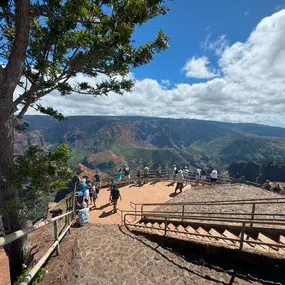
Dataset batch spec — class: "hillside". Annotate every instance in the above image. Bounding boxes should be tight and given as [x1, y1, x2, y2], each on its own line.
[16, 116, 285, 171]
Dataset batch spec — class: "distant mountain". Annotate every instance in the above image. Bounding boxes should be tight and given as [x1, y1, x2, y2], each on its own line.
[17, 116, 285, 171]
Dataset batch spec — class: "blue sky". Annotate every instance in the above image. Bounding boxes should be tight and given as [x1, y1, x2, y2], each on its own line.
[133, 0, 285, 85]
[30, 1, 285, 127]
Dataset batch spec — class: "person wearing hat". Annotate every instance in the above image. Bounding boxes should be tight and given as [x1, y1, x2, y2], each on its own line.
[183, 166, 189, 185]
[175, 170, 184, 194]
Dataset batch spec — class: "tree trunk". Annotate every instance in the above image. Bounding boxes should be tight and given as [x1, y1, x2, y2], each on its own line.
[0, 98, 30, 283]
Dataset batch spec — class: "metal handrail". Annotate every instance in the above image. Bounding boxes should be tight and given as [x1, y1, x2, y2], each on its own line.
[124, 213, 285, 251]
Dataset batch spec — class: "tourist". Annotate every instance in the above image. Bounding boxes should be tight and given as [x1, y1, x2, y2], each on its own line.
[90, 185, 98, 208]
[137, 167, 142, 185]
[210, 169, 218, 184]
[156, 164, 162, 182]
[173, 164, 178, 182]
[143, 165, 149, 184]
[175, 170, 184, 193]
[195, 167, 201, 186]
[123, 165, 131, 185]
[183, 166, 189, 185]
[82, 175, 87, 184]
[94, 169, 101, 189]
[262, 179, 272, 191]
[72, 172, 80, 192]
[116, 168, 123, 185]
[79, 181, 87, 204]
[78, 199, 89, 226]
[83, 185, 90, 206]
[109, 184, 121, 213]
[201, 168, 207, 186]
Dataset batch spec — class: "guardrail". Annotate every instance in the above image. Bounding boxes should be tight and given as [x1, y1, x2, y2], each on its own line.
[124, 213, 285, 251]
[0, 194, 76, 285]
[95, 168, 262, 188]
[128, 197, 285, 228]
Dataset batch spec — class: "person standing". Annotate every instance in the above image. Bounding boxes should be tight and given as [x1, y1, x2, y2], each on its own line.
[94, 169, 101, 189]
[195, 167, 201, 186]
[137, 167, 142, 185]
[175, 170, 184, 194]
[83, 185, 90, 206]
[109, 185, 121, 213]
[156, 164, 162, 182]
[201, 168, 207, 186]
[116, 168, 123, 185]
[143, 165, 149, 184]
[123, 165, 131, 185]
[210, 169, 218, 184]
[173, 164, 178, 182]
[183, 166, 189, 185]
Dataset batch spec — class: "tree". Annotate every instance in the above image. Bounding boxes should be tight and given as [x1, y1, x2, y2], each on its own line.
[0, 0, 169, 282]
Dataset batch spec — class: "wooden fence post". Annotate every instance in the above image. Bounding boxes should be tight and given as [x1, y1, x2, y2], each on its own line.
[53, 220, 60, 255]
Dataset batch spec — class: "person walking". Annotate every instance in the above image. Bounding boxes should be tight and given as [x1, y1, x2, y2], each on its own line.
[156, 164, 162, 182]
[143, 165, 149, 184]
[183, 166, 189, 185]
[123, 165, 131, 185]
[175, 170, 184, 194]
[109, 184, 121, 213]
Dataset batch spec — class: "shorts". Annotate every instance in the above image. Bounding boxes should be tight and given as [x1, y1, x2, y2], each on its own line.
[195, 175, 200, 180]
[144, 174, 149, 178]
[211, 178, 217, 182]
[124, 175, 130, 180]
[201, 175, 206, 181]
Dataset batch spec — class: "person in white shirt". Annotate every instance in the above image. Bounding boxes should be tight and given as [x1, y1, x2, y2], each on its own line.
[175, 170, 184, 193]
[210, 169, 218, 184]
[183, 166, 189, 185]
[195, 168, 201, 185]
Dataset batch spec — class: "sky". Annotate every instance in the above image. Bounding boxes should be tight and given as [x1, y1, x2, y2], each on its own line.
[26, 0, 285, 127]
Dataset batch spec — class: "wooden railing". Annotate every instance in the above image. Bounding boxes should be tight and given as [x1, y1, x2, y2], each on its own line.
[0, 195, 76, 285]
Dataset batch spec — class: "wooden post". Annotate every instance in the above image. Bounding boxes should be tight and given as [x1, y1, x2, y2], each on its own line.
[250, 203, 255, 227]
[182, 205, 185, 221]
[239, 222, 246, 250]
[167, 169, 170, 180]
[54, 220, 60, 255]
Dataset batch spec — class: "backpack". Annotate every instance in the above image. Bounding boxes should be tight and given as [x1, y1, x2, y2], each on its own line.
[144, 167, 149, 175]
[175, 168, 179, 174]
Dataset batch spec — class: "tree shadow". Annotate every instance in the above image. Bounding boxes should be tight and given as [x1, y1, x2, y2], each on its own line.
[99, 210, 114, 218]
[167, 182, 175, 187]
[150, 181, 160, 186]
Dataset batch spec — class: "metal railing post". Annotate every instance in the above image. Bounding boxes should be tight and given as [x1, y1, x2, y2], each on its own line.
[53, 220, 60, 255]
[164, 217, 167, 236]
[250, 203, 256, 227]
[167, 169, 170, 180]
[239, 222, 246, 250]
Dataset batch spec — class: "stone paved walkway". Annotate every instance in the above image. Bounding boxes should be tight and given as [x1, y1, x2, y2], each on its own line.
[71, 224, 261, 285]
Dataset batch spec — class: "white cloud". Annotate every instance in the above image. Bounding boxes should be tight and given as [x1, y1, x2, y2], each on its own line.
[202, 34, 228, 56]
[161, 79, 170, 87]
[25, 10, 285, 127]
[182, 56, 218, 79]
